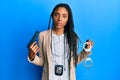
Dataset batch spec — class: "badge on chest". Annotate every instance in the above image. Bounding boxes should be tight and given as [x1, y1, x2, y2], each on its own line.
[55, 65, 63, 76]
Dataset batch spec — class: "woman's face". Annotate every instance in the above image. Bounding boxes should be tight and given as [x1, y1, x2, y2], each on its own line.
[53, 7, 68, 29]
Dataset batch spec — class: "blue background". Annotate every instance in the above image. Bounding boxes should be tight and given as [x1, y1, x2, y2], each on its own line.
[0, 0, 120, 80]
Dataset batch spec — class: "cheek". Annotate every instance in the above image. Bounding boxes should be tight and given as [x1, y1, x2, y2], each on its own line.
[63, 19, 68, 25]
[53, 17, 57, 22]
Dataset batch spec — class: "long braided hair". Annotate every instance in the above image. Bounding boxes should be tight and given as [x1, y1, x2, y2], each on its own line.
[48, 3, 79, 67]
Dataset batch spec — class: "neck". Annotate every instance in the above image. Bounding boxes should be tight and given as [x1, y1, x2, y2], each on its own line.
[53, 28, 64, 35]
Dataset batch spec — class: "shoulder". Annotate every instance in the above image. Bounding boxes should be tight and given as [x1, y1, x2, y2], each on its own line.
[40, 29, 51, 34]
[39, 29, 51, 37]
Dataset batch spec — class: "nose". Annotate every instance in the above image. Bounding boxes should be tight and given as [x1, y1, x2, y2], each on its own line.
[58, 16, 62, 21]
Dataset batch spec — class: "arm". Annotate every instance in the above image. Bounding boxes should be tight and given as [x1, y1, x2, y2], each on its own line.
[28, 55, 44, 66]
[28, 33, 44, 66]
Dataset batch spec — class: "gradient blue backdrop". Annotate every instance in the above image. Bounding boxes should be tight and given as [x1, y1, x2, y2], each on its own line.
[0, 0, 120, 80]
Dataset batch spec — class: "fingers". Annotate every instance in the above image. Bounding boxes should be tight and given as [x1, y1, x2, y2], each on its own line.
[29, 41, 40, 54]
[30, 41, 36, 49]
[33, 45, 40, 53]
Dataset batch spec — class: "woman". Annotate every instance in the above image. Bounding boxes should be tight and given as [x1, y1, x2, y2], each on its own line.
[28, 3, 94, 80]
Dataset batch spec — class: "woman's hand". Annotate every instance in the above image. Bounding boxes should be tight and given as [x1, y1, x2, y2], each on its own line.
[28, 42, 40, 61]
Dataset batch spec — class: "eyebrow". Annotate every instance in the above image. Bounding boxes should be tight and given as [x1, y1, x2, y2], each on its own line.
[54, 11, 68, 16]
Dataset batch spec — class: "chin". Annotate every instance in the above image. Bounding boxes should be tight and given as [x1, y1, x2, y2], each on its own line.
[55, 26, 64, 29]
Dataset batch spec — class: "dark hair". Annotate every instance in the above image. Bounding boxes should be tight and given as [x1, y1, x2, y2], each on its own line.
[48, 3, 78, 67]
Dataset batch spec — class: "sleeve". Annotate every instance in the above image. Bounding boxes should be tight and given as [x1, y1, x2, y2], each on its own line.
[77, 49, 91, 64]
[27, 32, 44, 66]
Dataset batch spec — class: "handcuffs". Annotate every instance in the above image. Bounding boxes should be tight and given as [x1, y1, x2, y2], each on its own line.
[83, 42, 93, 68]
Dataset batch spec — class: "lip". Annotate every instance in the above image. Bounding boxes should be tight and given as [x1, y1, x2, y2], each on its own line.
[56, 22, 63, 26]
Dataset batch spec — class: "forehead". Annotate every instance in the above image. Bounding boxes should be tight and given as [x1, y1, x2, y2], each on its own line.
[54, 7, 68, 15]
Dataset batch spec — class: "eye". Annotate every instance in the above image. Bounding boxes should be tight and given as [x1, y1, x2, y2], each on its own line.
[63, 15, 67, 18]
[63, 14, 68, 18]
[54, 13, 59, 17]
